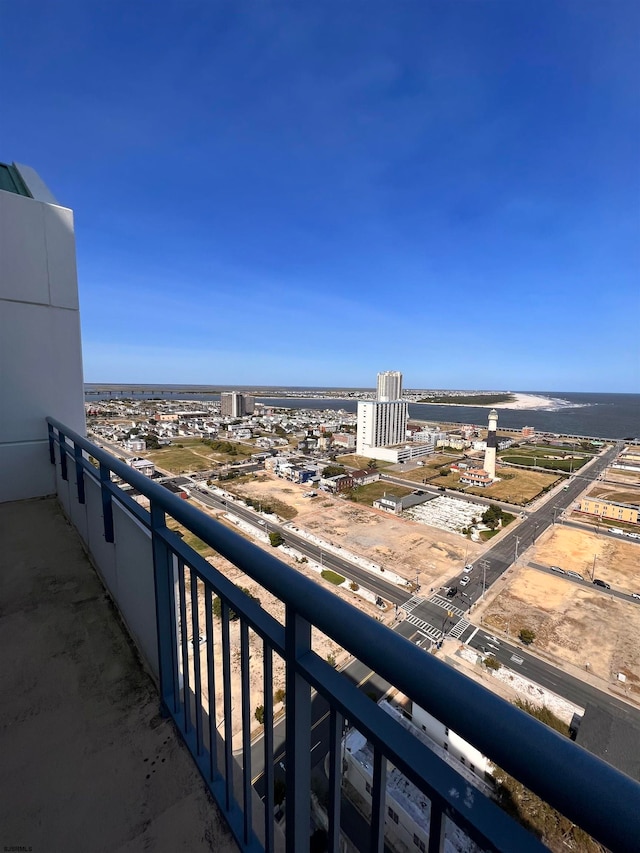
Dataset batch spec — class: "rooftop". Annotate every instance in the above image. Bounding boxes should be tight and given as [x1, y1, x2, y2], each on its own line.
[0, 497, 236, 852]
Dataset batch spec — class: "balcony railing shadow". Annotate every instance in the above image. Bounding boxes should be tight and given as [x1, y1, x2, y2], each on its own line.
[46, 417, 640, 853]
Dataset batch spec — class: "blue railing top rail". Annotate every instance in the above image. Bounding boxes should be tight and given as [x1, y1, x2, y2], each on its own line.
[48, 417, 640, 852]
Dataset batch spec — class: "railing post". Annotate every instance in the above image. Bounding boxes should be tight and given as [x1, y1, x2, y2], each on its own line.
[47, 422, 55, 465]
[59, 430, 68, 481]
[74, 443, 85, 504]
[285, 606, 312, 853]
[151, 502, 179, 717]
[99, 462, 114, 543]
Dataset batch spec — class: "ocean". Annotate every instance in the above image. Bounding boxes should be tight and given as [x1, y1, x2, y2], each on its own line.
[85, 387, 639, 440]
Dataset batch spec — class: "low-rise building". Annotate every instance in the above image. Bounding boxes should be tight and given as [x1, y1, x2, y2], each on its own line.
[320, 474, 353, 493]
[459, 468, 493, 488]
[124, 437, 146, 452]
[579, 498, 638, 525]
[125, 457, 155, 477]
[373, 493, 403, 515]
[365, 442, 434, 464]
[351, 468, 380, 486]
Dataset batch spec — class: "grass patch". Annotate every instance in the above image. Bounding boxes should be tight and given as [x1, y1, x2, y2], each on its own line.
[480, 529, 500, 541]
[500, 453, 587, 472]
[349, 482, 413, 505]
[146, 437, 255, 473]
[427, 466, 559, 505]
[587, 488, 640, 506]
[167, 518, 215, 557]
[336, 454, 393, 470]
[321, 569, 345, 585]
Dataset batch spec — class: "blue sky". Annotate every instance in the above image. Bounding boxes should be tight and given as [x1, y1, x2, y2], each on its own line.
[2, 1, 638, 391]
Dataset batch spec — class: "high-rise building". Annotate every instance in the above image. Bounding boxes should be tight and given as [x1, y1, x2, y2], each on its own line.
[376, 370, 403, 401]
[356, 400, 408, 456]
[220, 392, 255, 418]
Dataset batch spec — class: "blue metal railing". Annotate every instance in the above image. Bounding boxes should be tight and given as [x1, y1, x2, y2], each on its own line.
[47, 418, 640, 853]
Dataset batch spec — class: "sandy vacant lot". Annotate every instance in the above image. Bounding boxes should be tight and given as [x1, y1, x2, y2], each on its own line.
[532, 526, 640, 591]
[482, 567, 640, 696]
[587, 484, 640, 507]
[230, 474, 483, 584]
[173, 496, 395, 747]
[605, 468, 640, 486]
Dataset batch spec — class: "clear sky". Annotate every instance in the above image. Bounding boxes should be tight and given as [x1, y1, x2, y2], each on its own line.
[2, 1, 638, 391]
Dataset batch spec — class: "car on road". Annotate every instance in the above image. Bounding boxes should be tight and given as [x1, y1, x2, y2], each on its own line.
[460, 576, 470, 587]
[550, 566, 565, 574]
[566, 570, 583, 580]
[632, 593, 640, 601]
[593, 578, 610, 589]
[465, 564, 474, 571]
[446, 586, 458, 598]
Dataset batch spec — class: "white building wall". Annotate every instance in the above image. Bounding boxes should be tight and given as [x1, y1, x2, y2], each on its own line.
[0, 165, 86, 503]
[376, 370, 403, 402]
[357, 400, 408, 456]
[412, 703, 491, 777]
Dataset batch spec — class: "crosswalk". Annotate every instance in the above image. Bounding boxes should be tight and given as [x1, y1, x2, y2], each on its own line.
[449, 619, 472, 640]
[400, 595, 425, 614]
[404, 613, 443, 640]
[429, 594, 465, 617]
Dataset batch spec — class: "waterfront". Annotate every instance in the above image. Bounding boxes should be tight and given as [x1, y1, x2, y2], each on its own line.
[85, 387, 639, 440]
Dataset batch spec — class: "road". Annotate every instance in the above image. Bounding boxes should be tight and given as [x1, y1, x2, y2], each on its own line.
[420, 441, 624, 615]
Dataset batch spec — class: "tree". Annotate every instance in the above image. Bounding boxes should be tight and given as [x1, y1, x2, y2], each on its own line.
[255, 705, 265, 725]
[519, 628, 536, 645]
[274, 688, 286, 704]
[368, 459, 378, 469]
[322, 464, 346, 478]
[350, 581, 359, 591]
[269, 531, 284, 548]
[212, 587, 260, 621]
[485, 656, 502, 671]
[326, 653, 337, 668]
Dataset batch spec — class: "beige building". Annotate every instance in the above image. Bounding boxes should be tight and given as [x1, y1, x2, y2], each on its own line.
[580, 498, 638, 525]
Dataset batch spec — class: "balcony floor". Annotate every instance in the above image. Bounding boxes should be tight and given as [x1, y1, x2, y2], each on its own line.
[0, 497, 237, 852]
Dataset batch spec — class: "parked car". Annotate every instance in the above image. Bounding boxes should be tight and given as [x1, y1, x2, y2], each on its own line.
[550, 566, 565, 574]
[631, 593, 640, 601]
[460, 576, 470, 587]
[567, 570, 582, 580]
[593, 579, 611, 589]
[465, 564, 474, 571]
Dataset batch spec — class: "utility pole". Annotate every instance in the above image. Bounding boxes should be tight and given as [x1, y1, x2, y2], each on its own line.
[480, 560, 489, 600]
[515, 536, 520, 562]
[592, 553, 597, 581]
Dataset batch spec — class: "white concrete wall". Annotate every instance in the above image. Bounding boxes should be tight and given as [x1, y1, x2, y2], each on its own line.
[0, 167, 85, 503]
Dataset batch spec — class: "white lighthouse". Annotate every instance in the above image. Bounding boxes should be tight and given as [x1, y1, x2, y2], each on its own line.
[483, 409, 498, 480]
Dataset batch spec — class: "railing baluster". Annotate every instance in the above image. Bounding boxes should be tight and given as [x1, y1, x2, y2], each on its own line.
[205, 586, 217, 781]
[74, 443, 85, 504]
[99, 461, 114, 542]
[190, 569, 203, 755]
[240, 621, 252, 845]
[370, 746, 387, 853]
[328, 708, 343, 853]
[47, 422, 55, 464]
[428, 798, 444, 853]
[221, 600, 234, 812]
[263, 644, 274, 853]
[150, 505, 180, 716]
[59, 430, 68, 480]
[285, 607, 312, 853]
[177, 559, 191, 734]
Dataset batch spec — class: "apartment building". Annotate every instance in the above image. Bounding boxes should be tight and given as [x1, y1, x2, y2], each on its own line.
[580, 497, 638, 524]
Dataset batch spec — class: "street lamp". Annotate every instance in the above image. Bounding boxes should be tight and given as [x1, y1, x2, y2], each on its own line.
[591, 553, 597, 581]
